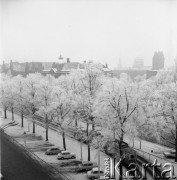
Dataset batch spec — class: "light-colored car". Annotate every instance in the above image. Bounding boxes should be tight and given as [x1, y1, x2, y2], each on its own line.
[78, 161, 97, 171]
[163, 150, 176, 158]
[45, 147, 63, 155]
[87, 167, 104, 179]
[57, 150, 76, 160]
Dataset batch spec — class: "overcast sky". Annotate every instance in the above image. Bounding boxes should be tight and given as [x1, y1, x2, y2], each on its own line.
[1, 0, 177, 69]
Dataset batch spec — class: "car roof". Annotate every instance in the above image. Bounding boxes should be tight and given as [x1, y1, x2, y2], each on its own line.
[61, 150, 70, 153]
[92, 167, 103, 171]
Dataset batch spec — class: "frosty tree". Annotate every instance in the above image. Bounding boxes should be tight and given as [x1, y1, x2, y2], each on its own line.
[151, 82, 177, 161]
[12, 75, 27, 127]
[95, 77, 138, 180]
[38, 75, 55, 141]
[52, 85, 73, 150]
[24, 73, 42, 133]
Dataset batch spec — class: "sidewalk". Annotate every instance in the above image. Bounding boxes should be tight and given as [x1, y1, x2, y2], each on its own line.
[1, 111, 128, 180]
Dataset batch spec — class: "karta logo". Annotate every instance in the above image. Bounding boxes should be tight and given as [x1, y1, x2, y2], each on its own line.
[104, 158, 176, 179]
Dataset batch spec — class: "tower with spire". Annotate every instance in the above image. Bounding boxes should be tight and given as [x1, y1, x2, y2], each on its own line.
[58, 54, 63, 60]
[58, 54, 65, 64]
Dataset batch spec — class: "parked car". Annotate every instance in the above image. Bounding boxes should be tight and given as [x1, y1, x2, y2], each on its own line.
[87, 167, 104, 179]
[57, 150, 76, 160]
[45, 147, 63, 155]
[78, 161, 97, 171]
[163, 150, 176, 158]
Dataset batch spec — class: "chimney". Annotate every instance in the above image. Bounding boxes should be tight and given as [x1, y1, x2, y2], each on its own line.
[105, 63, 108, 68]
[67, 58, 70, 63]
[84, 60, 86, 63]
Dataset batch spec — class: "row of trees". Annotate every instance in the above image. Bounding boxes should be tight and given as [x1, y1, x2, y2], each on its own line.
[1, 64, 177, 179]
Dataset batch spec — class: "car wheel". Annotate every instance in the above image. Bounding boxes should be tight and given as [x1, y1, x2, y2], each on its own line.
[71, 156, 75, 159]
[61, 157, 64, 160]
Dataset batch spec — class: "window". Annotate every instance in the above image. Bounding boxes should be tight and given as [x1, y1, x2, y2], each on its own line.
[63, 152, 69, 155]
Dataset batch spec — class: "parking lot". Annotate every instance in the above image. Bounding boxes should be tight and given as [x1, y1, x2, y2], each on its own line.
[0, 113, 115, 180]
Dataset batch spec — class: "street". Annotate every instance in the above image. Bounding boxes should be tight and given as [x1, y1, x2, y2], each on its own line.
[0, 130, 59, 180]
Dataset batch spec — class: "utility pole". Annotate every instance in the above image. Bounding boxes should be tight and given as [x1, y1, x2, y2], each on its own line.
[98, 149, 100, 178]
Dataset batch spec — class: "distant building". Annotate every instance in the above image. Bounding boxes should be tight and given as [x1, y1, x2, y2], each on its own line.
[1, 61, 45, 76]
[112, 69, 158, 79]
[1, 59, 112, 77]
[41, 61, 80, 77]
[117, 57, 122, 70]
[152, 51, 165, 70]
[133, 58, 144, 69]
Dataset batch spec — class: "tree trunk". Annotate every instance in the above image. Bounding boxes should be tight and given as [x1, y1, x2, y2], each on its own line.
[98, 149, 100, 178]
[88, 144, 90, 161]
[92, 121, 95, 131]
[45, 114, 48, 141]
[87, 122, 91, 161]
[74, 119, 78, 138]
[63, 131, 66, 150]
[119, 143, 123, 180]
[175, 125, 177, 162]
[12, 106, 14, 121]
[33, 117, 35, 133]
[75, 119, 78, 127]
[118, 131, 124, 180]
[86, 122, 89, 136]
[80, 141, 83, 161]
[113, 158, 116, 178]
[140, 134, 142, 149]
[21, 112, 24, 127]
[4, 108, 7, 119]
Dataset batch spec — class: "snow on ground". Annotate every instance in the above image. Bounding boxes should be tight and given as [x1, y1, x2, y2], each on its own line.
[0, 112, 114, 180]
[1, 111, 177, 178]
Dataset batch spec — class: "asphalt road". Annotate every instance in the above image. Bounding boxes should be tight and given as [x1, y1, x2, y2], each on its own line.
[0, 131, 58, 180]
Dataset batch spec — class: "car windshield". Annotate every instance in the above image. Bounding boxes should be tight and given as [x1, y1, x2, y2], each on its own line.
[83, 163, 92, 166]
[92, 170, 103, 174]
[63, 152, 69, 155]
